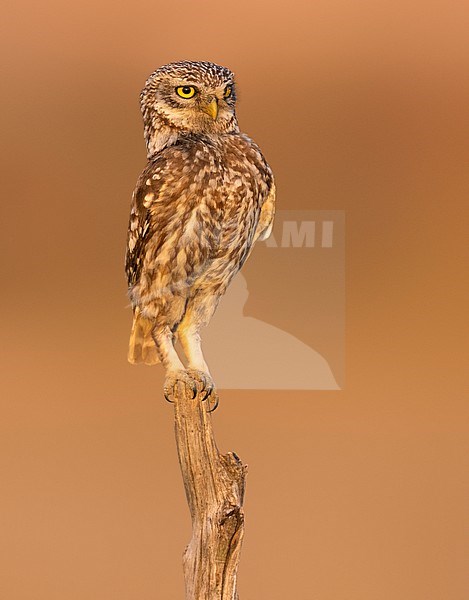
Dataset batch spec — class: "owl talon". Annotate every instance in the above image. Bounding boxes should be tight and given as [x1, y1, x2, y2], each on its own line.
[206, 391, 219, 413]
[164, 370, 198, 403]
[164, 390, 174, 403]
[202, 383, 214, 401]
[186, 369, 215, 400]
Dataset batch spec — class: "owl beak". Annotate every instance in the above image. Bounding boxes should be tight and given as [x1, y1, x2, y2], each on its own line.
[202, 98, 218, 120]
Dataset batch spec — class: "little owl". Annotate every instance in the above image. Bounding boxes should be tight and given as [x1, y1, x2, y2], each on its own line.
[125, 60, 275, 401]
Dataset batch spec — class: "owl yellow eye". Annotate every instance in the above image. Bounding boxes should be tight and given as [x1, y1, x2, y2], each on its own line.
[224, 85, 233, 98]
[176, 86, 197, 99]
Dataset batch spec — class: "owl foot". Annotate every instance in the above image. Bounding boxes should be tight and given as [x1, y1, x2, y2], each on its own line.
[186, 369, 215, 402]
[186, 370, 219, 412]
[163, 369, 218, 410]
[163, 370, 198, 403]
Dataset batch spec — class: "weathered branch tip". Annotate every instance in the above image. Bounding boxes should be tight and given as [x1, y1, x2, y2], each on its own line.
[172, 383, 247, 600]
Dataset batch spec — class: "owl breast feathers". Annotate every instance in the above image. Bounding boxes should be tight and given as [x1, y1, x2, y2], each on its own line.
[125, 60, 275, 399]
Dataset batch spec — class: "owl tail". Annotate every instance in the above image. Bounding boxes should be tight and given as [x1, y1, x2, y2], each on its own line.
[128, 308, 160, 365]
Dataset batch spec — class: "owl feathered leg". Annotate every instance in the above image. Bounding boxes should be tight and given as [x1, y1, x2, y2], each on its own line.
[177, 337, 214, 402]
[178, 326, 210, 373]
[176, 291, 221, 399]
[151, 324, 200, 401]
[151, 325, 184, 371]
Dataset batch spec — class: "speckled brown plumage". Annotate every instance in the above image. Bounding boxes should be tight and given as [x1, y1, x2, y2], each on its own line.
[125, 60, 275, 398]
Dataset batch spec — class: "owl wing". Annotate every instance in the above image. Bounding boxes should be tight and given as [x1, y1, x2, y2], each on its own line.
[125, 176, 153, 289]
[125, 150, 214, 295]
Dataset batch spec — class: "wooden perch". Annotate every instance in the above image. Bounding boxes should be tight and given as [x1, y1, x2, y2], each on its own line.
[173, 383, 247, 600]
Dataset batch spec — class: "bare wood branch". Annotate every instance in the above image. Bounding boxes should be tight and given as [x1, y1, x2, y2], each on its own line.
[173, 383, 247, 600]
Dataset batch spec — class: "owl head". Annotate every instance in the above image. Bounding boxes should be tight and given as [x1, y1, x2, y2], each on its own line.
[141, 60, 239, 157]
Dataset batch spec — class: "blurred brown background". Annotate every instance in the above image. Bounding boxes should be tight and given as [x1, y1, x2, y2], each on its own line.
[1, 0, 468, 598]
